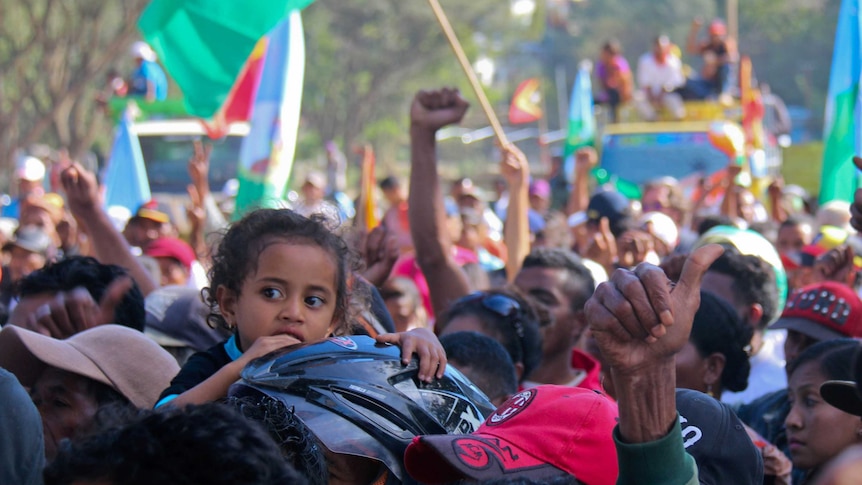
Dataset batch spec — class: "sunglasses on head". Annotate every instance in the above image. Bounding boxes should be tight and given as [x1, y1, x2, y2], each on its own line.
[455, 292, 526, 359]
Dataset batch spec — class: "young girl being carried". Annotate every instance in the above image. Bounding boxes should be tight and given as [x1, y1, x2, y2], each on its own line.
[156, 209, 446, 408]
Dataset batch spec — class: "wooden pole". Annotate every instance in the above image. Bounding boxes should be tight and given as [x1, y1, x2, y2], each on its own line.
[427, 0, 509, 146]
[727, 0, 738, 44]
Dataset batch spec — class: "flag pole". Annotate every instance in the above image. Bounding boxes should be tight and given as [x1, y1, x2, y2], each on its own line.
[427, 0, 509, 146]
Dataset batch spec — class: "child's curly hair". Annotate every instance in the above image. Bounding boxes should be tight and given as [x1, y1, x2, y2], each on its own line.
[203, 209, 356, 335]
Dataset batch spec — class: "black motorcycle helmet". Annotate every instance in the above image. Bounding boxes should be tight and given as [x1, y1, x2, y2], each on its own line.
[229, 335, 496, 484]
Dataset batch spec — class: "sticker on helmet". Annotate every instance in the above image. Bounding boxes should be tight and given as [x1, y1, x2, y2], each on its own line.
[328, 336, 358, 350]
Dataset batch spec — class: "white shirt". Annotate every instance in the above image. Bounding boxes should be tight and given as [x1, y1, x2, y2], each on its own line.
[721, 329, 787, 406]
[636, 53, 685, 96]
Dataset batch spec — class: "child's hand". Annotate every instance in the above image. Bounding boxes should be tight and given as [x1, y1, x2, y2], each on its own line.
[376, 328, 447, 382]
[237, 335, 302, 367]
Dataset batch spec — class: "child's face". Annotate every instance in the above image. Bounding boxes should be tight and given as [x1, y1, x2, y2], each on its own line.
[220, 241, 339, 351]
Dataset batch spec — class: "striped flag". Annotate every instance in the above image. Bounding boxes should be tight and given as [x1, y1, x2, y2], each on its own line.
[138, 0, 314, 118]
[104, 111, 151, 212]
[819, 0, 862, 203]
[202, 39, 269, 139]
[234, 12, 305, 216]
[563, 63, 596, 184]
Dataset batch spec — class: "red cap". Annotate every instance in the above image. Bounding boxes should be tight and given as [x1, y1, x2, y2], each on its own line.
[769, 281, 862, 341]
[404, 386, 619, 485]
[144, 237, 196, 270]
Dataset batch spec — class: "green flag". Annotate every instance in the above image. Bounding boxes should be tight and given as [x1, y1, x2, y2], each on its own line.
[138, 0, 314, 118]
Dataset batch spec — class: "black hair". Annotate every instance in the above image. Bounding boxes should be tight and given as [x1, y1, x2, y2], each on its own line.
[44, 403, 306, 485]
[14, 256, 145, 331]
[204, 209, 353, 334]
[438, 289, 545, 381]
[707, 247, 779, 331]
[439, 331, 518, 404]
[521, 248, 595, 312]
[697, 217, 735, 236]
[378, 176, 400, 191]
[690, 291, 753, 393]
[787, 338, 859, 381]
[227, 395, 328, 485]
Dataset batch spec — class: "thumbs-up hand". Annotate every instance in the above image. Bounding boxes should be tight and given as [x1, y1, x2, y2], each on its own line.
[585, 244, 724, 376]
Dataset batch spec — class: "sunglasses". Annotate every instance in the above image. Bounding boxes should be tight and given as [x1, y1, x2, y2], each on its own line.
[455, 292, 526, 361]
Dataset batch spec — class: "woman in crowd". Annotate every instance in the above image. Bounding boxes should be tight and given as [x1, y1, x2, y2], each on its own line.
[785, 339, 862, 484]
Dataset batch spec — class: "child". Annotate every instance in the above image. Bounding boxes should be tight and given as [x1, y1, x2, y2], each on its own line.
[156, 209, 446, 408]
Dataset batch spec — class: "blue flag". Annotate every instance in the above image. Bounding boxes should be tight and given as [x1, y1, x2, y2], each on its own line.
[104, 112, 151, 212]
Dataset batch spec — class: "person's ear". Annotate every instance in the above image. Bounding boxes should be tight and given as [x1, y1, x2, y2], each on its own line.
[216, 285, 237, 328]
[513, 362, 525, 383]
[747, 303, 764, 327]
[703, 352, 726, 388]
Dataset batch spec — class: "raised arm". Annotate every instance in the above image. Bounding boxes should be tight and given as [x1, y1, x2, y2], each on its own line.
[566, 147, 597, 216]
[61, 163, 158, 296]
[686, 18, 704, 55]
[408, 88, 472, 317]
[499, 144, 530, 282]
[586, 244, 724, 484]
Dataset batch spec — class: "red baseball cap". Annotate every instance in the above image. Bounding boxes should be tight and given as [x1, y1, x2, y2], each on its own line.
[769, 281, 862, 341]
[144, 237, 196, 271]
[404, 385, 619, 485]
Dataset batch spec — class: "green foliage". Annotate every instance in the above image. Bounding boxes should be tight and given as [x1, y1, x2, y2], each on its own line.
[0, 0, 841, 190]
[300, 0, 522, 168]
[0, 0, 148, 188]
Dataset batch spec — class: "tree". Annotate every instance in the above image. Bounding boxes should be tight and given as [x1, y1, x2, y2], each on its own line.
[299, 0, 521, 172]
[0, 0, 148, 188]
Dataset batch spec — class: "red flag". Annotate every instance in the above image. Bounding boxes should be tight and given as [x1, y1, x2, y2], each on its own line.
[201, 38, 268, 139]
[509, 78, 543, 124]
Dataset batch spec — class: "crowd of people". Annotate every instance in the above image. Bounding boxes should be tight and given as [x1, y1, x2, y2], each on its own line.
[0, 31, 861, 485]
[595, 17, 737, 122]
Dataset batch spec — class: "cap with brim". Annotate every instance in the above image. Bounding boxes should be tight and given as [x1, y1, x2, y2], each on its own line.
[769, 317, 849, 342]
[16, 157, 45, 182]
[821, 380, 862, 416]
[405, 434, 569, 483]
[404, 386, 618, 485]
[3, 226, 54, 256]
[0, 324, 179, 409]
[135, 207, 170, 225]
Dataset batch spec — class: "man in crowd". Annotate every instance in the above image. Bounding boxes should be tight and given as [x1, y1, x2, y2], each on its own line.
[514, 248, 602, 393]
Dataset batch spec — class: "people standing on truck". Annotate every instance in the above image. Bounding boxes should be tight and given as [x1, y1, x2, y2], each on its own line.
[634, 35, 686, 121]
[684, 18, 737, 103]
[595, 39, 634, 123]
[128, 41, 168, 102]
